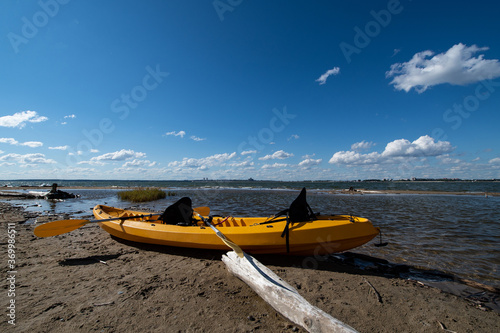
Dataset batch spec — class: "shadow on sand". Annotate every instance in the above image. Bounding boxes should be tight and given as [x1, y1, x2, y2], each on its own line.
[91, 235, 499, 313]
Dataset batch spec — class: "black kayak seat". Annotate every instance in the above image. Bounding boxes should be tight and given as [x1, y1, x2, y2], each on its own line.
[272, 187, 317, 253]
[288, 187, 316, 222]
[158, 197, 194, 226]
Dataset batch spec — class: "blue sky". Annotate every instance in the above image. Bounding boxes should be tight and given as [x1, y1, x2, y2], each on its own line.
[1, 0, 499, 180]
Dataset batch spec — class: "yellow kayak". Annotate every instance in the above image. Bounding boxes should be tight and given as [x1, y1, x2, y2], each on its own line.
[93, 204, 379, 255]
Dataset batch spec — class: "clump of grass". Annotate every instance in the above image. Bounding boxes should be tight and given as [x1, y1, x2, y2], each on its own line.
[117, 187, 173, 202]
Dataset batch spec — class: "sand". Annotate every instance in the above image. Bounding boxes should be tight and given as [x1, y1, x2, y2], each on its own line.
[1, 202, 499, 332]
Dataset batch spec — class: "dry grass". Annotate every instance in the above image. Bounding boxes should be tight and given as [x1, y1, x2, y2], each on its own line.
[117, 187, 174, 202]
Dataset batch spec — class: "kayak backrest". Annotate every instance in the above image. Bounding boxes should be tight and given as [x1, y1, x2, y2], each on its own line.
[158, 197, 194, 226]
[267, 187, 317, 224]
[288, 187, 316, 223]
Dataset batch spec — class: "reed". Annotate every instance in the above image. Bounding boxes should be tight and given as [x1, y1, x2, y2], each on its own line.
[117, 188, 174, 202]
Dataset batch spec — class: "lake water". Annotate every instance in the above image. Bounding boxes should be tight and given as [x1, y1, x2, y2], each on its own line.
[2, 179, 500, 193]
[2, 180, 499, 288]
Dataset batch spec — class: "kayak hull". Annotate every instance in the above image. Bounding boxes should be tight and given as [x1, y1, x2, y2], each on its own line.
[93, 205, 379, 255]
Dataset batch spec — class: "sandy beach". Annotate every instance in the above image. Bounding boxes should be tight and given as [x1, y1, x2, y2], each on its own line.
[1, 201, 499, 332]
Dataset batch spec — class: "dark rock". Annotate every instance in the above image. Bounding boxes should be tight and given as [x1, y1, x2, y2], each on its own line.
[45, 183, 76, 199]
[45, 190, 76, 199]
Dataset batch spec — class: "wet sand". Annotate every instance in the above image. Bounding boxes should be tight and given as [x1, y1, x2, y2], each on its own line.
[1, 202, 499, 332]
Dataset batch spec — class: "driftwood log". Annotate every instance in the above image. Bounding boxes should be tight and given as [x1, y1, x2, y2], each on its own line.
[222, 251, 358, 333]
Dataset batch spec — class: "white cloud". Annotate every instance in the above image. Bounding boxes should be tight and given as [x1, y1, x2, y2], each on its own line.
[190, 135, 206, 142]
[165, 130, 186, 138]
[77, 160, 105, 166]
[0, 138, 17, 145]
[91, 149, 146, 162]
[298, 158, 322, 167]
[229, 160, 254, 168]
[122, 159, 157, 168]
[437, 154, 462, 164]
[0, 153, 56, 165]
[330, 151, 382, 165]
[382, 136, 453, 158]
[316, 67, 340, 85]
[241, 150, 257, 155]
[0, 137, 43, 148]
[69, 151, 84, 156]
[168, 152, 237, 170]
[259, 150, 294, 161]
[386, 43, 500, 93]
[0, 111, 48, 128]
[49, 145, 70, 150]
[61, 114, 76, 125]
[21, 141, 43, 148]
[489, 157, 500, 164]
[63, 167, 98, 175]
[261, 163, 288, 169]
[351, 140, 374, 152]
[288, 134, 300, 141]
[329, 135, 454, 165]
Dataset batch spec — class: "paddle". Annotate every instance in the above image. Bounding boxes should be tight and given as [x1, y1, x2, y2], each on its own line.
[34, 206, 210, 238]
[194, 212, 244, 258]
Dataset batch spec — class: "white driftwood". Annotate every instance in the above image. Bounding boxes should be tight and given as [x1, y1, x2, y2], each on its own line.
[222, 251, 358, 333]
